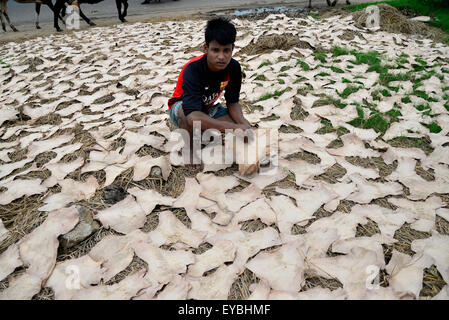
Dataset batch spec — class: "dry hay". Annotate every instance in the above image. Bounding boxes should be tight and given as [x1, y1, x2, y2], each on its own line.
[344, 156, 397, 177]
[240, 34, 315, 56]
[314, 163, 346, 183]
[228, 268, 260, 300]
[420, 265, 448, 298]
[352, 3, 448, 42]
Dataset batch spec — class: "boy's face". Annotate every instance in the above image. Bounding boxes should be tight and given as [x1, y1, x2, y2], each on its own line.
[205, 40, 234, 72]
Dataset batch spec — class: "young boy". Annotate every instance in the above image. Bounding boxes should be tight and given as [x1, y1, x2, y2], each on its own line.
[168, 17, 251, 167]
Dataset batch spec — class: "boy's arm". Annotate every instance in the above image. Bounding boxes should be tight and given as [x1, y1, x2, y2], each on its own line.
[186, 110, 248, 132]
[227, 102, 251, 129]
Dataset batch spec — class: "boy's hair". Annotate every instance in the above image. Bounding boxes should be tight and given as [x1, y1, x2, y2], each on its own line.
[205, 17, 236, 46]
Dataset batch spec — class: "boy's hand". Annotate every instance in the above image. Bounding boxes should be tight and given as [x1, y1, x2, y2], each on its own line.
[234, 125, 254, 143]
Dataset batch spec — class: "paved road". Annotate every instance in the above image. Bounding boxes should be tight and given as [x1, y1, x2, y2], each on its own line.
[1, 0, 374, 43]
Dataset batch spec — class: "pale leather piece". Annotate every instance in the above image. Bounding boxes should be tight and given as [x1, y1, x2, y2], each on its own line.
[27, 134, 74, 160]
[132, 155, 172, 181]
[389, 196, 444, 232]
[347, 173, 403, 204]
[39, 176, 99, 212]
[4, 207, 79, 299]
[95, 195, 147, 234]
[0, 272, 42, 300]
[43, 157, 84, 188]
[71, 269, 153, 300]
[121, 130, 165, 158]
[268, 195, 312, 234]
[269, 287, 348, 300]
[0, 179, 47, 205]
[327, 133, 380, 158]
[196, 172, 240, 203]
[385, 250, 427, 299]
[387, 157, 449, 200]
[149, 210, 207, 248]
[206, 227, 282, 273]
[45, 255, 105, 300]
[307, 210, 369, 240]
[331, 234, 394, 268]
[219, 184, 262, 213]
[279, 158, 325, 186]
[411, 233, 449, 283]
[369, 140, 426, 165]
[132, 241, 194, 284]
[0, 244, 22, 282]
[246, 240, 307, 292]
[172, 177, 202, 209]
[308, 247, 384, 299]
[350, 204, 413, 241]
[156, 275, 192, 300]
[248, 280, 271, 300]
[0, 219, 10, 242]
[127, 187, 175, 213]
[188, 240, 236, 277]
[186, 265, 239, 300]
[0, 159, 34, 180]
[275, 184, 337, 221]
[19, 207, 79, 280]
[88, 235, 134, 283]
[230, 197, 277, 227]
[234, 166, 288, 190]
[334, 156, 379, 182]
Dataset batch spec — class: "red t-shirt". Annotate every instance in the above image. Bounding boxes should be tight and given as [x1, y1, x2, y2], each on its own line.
[167, 53, 241, 117]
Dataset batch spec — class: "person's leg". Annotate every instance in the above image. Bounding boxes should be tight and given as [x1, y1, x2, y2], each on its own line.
[176, 105, 201, 169]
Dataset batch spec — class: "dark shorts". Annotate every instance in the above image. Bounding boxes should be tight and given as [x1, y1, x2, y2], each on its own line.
[169, 101, 228, 127]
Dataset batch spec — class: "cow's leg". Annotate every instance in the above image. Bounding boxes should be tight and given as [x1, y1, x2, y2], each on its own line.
[54, 0, 64, 31]
[115, 0, 126, 22]
[44, 0, 66, 25]
[78, 6, 96, 26]
[326, 0, 331, 6]
[1, 0, 18, 31]
[122, 0, 128, 21]
[0, 1, 6, 32]
[346, 0, 351, 4]
[35, 3, 41, 29]
[308, 0, 312, 8]
[331, 0, 338, 6]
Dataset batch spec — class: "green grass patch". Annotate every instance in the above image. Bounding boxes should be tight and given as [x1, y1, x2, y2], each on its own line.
[256, 88, 288, 102]
[385, 108, 402, 122]
[258, 60, 273, 69]
[315, 72, 331, 78]
[280, 66, 292, 72]
[330, 66, 345, 73]
[0, 58, 10, 68]
[340, 85, 363, 99]
[415, 104, 431, 111]
[423, 121, 443, 133]
[296, 60, 310, 71]
[253, 74, 266, 81]
[332, 46, 350, 57]
[413, 90, 439, 102]
[314, 50, 327, 63]
[294, 76, 308, 84]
